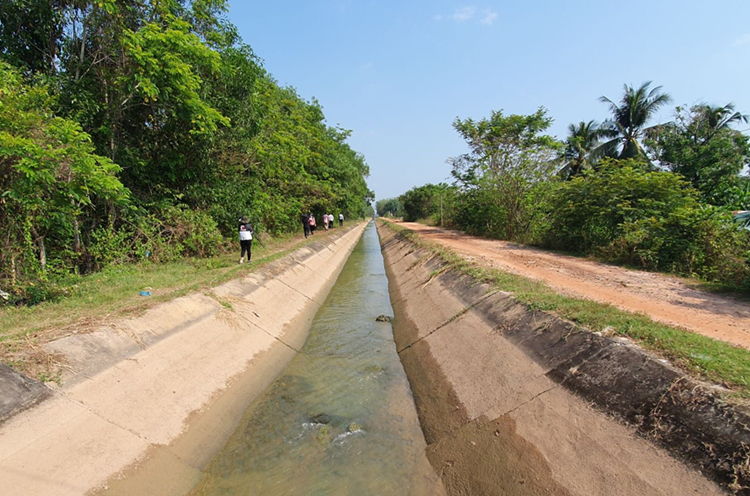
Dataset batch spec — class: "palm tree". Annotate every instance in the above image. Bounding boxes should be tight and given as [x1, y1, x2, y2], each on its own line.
[694, 103, 749, 142]
[598, 81, 672, 160]
[559, 120, 607, 179]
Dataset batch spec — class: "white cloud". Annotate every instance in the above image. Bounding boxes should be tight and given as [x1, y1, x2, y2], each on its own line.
[480, 9, 498, 25]
[733, 33, 750, 46]
[451, 6, 476, 22]
[434, 6, 497, 26]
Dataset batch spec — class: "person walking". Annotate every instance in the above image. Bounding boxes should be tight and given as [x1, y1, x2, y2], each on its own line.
[301, 213, 310, 238]
[338, 213, 344, 227]
[308, 214, 317, 235]
[329, 213, 335, 228]
[323, 213, 329, 231]
[238, 216, 254, 264]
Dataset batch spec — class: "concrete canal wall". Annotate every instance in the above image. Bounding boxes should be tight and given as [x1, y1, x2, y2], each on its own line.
[378, 221, 748, 496]
[0, 222, 367, 496]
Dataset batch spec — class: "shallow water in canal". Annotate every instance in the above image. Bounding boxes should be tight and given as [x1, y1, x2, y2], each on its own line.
[189, 222, 445, 496]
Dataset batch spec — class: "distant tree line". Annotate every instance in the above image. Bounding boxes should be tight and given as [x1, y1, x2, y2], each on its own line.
[0, 0, 373, 304]
[395, 82, 750, 291]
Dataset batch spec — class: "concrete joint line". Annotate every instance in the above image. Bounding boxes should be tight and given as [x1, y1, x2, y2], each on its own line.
[397, 291, 499, 354]
[55, 388, 196, 471]
[391, 248, 418, 264]
[420, 266, 451, 288]
[55, 388, 151, 445]
[234, 311, 305, 355]
[546, 340, 617, 388]
[493, 384, 561, 419]
[291, 240, 355, 284]
[274, 276, 320, 305]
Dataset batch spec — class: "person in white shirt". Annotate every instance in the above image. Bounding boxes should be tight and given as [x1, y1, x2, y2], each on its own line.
[238, 216, 254, 264]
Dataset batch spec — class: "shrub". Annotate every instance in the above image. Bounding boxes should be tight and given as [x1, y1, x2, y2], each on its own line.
[544, 159, 750, 288]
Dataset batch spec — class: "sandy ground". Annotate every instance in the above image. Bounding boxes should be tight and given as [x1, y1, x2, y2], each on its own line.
[396, 222, 750, 350]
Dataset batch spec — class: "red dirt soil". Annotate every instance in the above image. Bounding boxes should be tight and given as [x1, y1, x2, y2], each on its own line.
[396, 222, 750, 350]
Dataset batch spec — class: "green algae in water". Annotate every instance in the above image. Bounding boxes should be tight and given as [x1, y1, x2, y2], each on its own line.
[190, 223, 444, 496]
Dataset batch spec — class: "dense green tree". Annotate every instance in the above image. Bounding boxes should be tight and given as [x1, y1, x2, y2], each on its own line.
[598, 82, 672, 160]
[0, 0, 65, 74]
[544, 159, 750, 286]
[648, 103, 750, 204]
[376, 197, 404, 218]
[399, 183, 454, 223]
[450, 108, 560, 240]
[0, 62, 127, 287]
[0, 2, 374, 304]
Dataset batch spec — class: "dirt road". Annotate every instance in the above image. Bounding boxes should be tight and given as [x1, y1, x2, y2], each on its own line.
[396, 222, 750, 349]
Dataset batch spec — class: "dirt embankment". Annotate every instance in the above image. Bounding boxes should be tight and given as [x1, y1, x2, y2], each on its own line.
[0, 222, 367, 496]
[379, 222, 750, 495]
[398, 222, 750, 350]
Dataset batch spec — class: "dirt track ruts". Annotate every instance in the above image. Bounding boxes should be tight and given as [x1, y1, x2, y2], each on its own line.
[397, 222, 750, 349]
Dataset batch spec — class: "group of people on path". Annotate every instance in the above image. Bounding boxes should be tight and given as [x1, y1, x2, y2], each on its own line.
[236, 212, 346, 264]
[301, 212, 344, 239]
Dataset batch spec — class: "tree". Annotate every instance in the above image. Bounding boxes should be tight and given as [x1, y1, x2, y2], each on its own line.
[450, 108, 560, 240]
[698, 103, 749, 140]
[399, 183, 454, 223]
[376, 197, 404, 218]
[598, 81, 672, 160]
[544, 159, 750, 287]
[0, 1, 375, 303]
[0, 62, 127, 285]
[0, 0, 66, 75]
[648, 103, 750, 203]
[559, 120, 607, 179]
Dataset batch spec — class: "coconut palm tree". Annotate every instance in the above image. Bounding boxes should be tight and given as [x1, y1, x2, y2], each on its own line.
[694, 103, 749, 143]
[598, 81, 672, 160]
[559, 120, 607, 179]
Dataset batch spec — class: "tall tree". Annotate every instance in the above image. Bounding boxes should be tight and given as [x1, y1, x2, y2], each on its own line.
[693, 103, 749, 142]
[559, 120, 607, 179]
[450, 108, 560, 240]
[0, 62, 127, 282]
[598, 81, 672, 160]
[0, 0, 66, 74]
[648, 103, 750, 203]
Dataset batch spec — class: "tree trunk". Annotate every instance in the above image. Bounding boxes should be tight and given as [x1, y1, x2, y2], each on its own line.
[73, 215, 81, 253]
[29, 225, 46, 271]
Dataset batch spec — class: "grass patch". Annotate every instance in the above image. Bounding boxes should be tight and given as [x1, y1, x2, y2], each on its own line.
[379, 219, 750, 397]
[0, 228, 345, 376]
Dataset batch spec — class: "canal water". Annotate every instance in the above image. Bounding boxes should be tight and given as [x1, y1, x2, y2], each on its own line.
[189, 222, 445, 496]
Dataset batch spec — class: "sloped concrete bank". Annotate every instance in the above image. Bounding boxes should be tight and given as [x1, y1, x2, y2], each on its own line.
[0, 222, 367, 496]
[378, 222, 750, 496]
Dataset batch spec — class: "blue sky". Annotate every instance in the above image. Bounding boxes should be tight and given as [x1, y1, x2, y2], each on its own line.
[228, 1, 750, 201]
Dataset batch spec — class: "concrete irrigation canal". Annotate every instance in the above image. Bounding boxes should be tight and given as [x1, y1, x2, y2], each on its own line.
[1, 220, 748, 495]
[188, 222, 443, 496]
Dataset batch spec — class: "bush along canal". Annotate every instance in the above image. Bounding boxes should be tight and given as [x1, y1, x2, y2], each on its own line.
[189, 222, 445, 496]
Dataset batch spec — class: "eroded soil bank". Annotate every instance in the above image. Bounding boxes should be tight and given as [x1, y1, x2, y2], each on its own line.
[0, 222, 367, 496]
[378, 221, 750, 495]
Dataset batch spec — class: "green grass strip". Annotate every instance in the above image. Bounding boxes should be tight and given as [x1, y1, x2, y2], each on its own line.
[0, 231, 314, 348]
[380, 220, 750, 397]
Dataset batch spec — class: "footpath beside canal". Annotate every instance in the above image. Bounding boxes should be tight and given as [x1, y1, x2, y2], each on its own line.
[0, 222, 367, 496]
[379, 221, 745, 495]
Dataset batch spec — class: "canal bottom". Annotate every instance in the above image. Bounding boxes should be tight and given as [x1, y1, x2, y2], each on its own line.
[189, 222, 445, 496]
